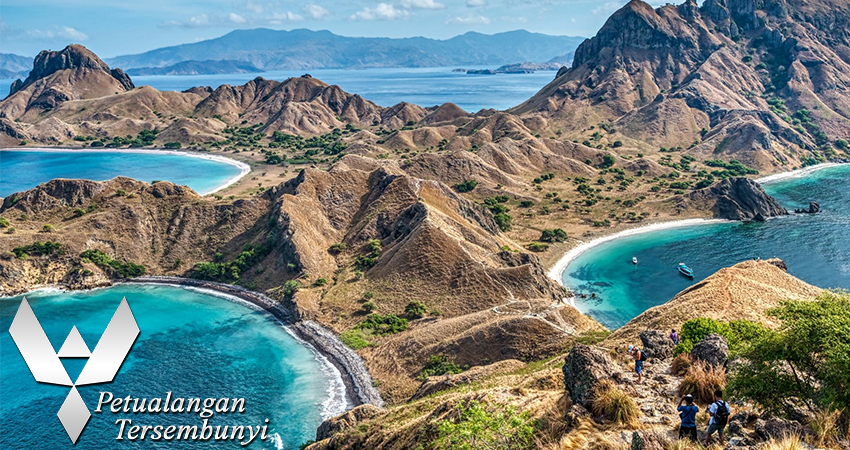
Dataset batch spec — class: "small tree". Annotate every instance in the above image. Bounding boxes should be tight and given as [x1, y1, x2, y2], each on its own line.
[42, 224, 54, 233]
[405, 301, 428, 318]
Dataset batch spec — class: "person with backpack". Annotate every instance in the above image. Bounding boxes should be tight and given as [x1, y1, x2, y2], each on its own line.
[628, 345, 645, 383]
[677, 394, 699, 441]
[705, 389, 731, 445]
[670, 329, 679, 345]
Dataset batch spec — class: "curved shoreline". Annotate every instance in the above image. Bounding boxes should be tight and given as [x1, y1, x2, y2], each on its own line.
[0, 147, 251, 196]
[3, 276, 384, 418]
[546, 218, 730, 286]
[755, 162, 845, 184]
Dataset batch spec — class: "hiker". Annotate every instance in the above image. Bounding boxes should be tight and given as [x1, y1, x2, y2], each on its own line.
[705, 389, 731, 445]
[628, 345, 645, 383]
[677, 394, 699, 441]
[670, 329, 679, 345]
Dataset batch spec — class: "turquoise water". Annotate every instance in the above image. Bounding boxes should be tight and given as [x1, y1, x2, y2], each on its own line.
[562, 165, 850, 329]
[0, 284, 343, 449]
[2, 67, 556, 112]
[0, 150, 243, 198]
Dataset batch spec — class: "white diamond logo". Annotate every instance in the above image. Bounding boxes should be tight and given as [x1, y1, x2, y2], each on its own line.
[57, 387, 91, 444]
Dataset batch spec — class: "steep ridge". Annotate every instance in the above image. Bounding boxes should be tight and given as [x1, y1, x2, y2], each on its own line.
[514, 0, 850, 171]
[0, 161, 584, 401]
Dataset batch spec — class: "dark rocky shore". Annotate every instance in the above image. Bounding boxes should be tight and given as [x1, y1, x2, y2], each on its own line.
[123, 276, 384, 408]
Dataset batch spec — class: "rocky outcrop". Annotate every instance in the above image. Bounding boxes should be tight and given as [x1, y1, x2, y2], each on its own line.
[691, 333, 729, 367]
[11, 44, 135, 96]
[639, 330, 675, 360]
[795, 201, 820, 214]
[562, 344, 621, 406]
[315, 404, 384, 441]
[686, 177, 789, 221]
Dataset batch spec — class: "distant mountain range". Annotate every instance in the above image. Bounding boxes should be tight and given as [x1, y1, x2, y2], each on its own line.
[0, 53, 32, 79]
[106, 28, 585, 71]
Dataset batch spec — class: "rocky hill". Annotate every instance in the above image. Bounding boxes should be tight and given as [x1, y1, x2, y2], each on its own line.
[514, 0, 850, 172]
[0, 162, 602, 401]
[124, 60, 262, 76]
[301, 260, 828, 450]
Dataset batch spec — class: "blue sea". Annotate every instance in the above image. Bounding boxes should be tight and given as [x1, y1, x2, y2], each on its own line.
[0, 284, 344, 449]
[0, 66, 556, 112]
[562, 164, 850, 329]
[0, 150, 244, 198]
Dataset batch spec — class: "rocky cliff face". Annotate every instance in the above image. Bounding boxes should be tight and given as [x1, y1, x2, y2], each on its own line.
[682, 177, 789, 220]
[2, 45, 135, 121]
[515, 0, 850, 171]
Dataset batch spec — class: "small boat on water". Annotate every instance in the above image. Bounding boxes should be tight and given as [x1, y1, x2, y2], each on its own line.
[632, 257, 638, 265]
[678, 263, 694, 278]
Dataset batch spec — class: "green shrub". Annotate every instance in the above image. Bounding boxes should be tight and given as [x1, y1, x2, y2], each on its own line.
[433, 400, 534, 450]
[163, 142, 182, 149]
[454, 180, 478, 193]
[728, 292, 850, 413]
[73, 208, 87, 217]
[328, 243, 347, 254]
[282, 280, 301, 297]
[0, 217, 9, 228]
[526, 242, 548, 252]
[79, 249, 145, 278]
[340, 329, 371, 350]
[357, 314, 407, 335]
[539, 228, 568, 243]
[314, 278, 328, 287]
[362, 301, 378, 312]
[419, 354, 462, 380]
[42, 224, 54, 233]
[191, 242, 271, 283]
[12, 241, 63, 259]
[493, 213, 512, 232]
[405, 301, 428, 318]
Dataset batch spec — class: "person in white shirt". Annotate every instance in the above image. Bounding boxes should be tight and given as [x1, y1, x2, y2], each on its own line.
[705, 389, 731, 445]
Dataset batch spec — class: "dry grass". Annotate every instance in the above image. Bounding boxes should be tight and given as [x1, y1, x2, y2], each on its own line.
[671, 353, 693, 376]
[590, 381, 641, 428]
[678, 361, 726, 404]
[759, 434, 806, 450]
[808, 409, 843, 448]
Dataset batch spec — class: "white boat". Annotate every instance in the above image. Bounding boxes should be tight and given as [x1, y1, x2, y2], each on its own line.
[632, 257, 638, 265]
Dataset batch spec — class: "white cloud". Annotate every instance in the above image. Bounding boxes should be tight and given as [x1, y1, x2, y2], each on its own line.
[267, 11, 305, 23]
[401, 0, 445, 10]
[350, 3, 410, 21]
[25, 26, 89, 41]
[160, 12, 257, 28]
[466, 0, 487, 7]
[302, 3, 330, 19]
[228, 13, 247, 24]
[446, 15, 490, 24]
[245, 0, 264, 14]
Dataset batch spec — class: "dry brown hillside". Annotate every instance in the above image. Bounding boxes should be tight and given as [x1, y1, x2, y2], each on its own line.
[514, 0, 850, 172]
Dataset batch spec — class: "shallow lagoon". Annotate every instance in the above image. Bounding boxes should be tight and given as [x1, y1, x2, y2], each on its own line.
[561, 165, 850, 329]
[0, 284, 346, 449]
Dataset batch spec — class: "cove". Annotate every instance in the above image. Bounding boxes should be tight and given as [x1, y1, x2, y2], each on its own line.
[0, 284, 347, 449]
[0, 149, 248, 198]
[561, 164, 850, 330]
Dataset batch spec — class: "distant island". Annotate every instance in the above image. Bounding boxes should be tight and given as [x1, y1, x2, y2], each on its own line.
[125, 60, 263, 76]
[454, 51, 574, 75]
[105, 28, 585, 72]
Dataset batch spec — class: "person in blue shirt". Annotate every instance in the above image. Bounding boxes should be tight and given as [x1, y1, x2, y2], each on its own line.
[677, 394, 699, 441]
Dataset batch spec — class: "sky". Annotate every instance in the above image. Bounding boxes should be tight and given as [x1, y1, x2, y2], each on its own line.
[0, 0, 669, 58]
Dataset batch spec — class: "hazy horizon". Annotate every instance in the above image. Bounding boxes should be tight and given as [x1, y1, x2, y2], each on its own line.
[0, 0, 669, 58]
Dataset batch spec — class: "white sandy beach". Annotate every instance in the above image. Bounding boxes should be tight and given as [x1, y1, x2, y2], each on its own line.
[548, 162, 849, 287]
[1, 147, 251, 196]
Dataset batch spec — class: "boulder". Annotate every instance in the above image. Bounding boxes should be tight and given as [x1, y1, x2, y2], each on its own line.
[629, 430, 665, 450]
[795, 201, 820, 214]
[755, 418, 806, 441]
[564, 404, 591, 428]
[691, 333, 729, 367]
[639, 330, 675, 360]
[562, 344, 620, 406]
[315, 404, 384, 441]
